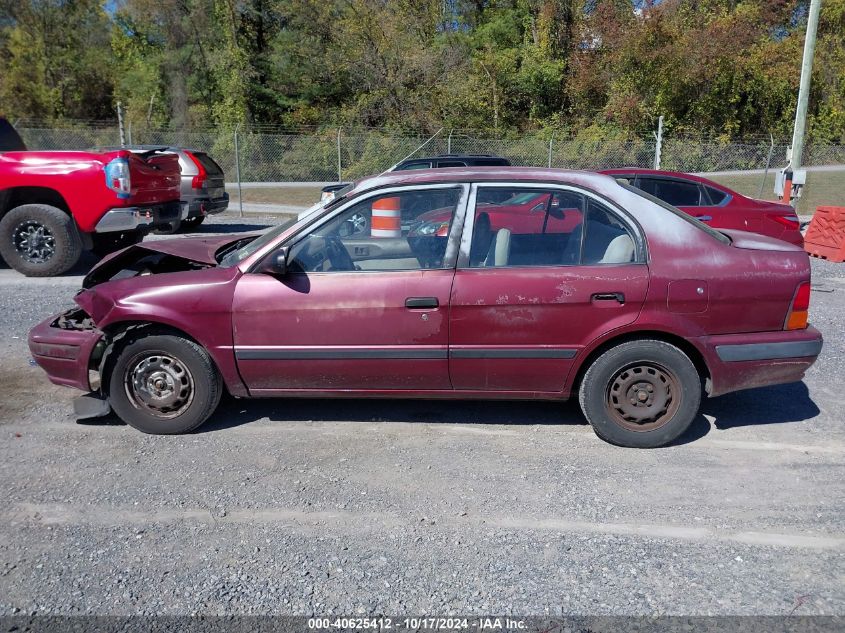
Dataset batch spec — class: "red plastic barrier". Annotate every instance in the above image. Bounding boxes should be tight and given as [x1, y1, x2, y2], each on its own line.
[804, 206, 845, 263]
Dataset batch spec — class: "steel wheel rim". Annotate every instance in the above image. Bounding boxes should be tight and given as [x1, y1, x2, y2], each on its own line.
[124, 352, 195, 419]
[605, 361, 681, 432]
[13, 221, 56, 263]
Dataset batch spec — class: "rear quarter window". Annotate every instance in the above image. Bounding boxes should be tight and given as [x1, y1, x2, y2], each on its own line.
[618, 182, 731, 245]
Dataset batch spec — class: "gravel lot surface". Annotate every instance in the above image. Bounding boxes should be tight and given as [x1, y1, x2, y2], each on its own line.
[0, 211, 843, 616]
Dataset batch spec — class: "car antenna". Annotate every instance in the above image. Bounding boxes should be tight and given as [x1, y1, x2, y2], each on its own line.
[379, 127, 444, 175]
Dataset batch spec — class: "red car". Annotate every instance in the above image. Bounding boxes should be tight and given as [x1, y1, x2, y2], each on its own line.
[28, 168, 821, 448]
[600, 169, 803, 246]
[0, 117, 182, 276]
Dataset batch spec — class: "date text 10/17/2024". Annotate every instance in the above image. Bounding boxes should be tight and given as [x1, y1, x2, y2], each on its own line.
[307, 617, 527, 630]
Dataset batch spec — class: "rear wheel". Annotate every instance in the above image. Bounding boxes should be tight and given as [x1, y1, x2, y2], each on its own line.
[578, 339, 701, 448]
[106, 334, 222, 434]
[0, 204, 82, 276]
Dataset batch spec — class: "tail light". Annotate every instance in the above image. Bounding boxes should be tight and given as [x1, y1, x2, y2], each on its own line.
[785, 281, 811, 330]
[767, 213, 800, 230]
[104, 157, 131, 198]
[186, 151, 207, 190]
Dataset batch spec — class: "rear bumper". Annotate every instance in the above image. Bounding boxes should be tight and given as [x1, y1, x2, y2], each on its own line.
[28, 312, 103, 392]
[701, 326, 822, 397]
[94, 200, 182, 233]
[186, 193, 229, 218]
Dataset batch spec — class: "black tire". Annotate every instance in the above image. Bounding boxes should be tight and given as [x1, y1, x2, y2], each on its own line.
[0, 204, 82, 276]
[179, 216, 205, 232]
[91, 231, 143, 257]
[105, 334, 222, 434]
[578, 339, 702, 448]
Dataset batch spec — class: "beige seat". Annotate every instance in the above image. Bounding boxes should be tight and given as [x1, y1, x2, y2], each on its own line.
[484, 228, 511, 266]
[599, 234, 635, 264]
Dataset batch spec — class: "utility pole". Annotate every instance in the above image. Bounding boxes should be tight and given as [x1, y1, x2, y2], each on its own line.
[790, 0, 822, 176]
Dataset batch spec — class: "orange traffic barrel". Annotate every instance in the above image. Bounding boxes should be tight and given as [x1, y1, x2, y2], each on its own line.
[804, 206, 845, 263]
[371, 197, 401, 238]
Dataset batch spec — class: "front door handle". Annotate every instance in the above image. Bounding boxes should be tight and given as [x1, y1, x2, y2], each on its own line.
[405, 297, 439, 309]
[591, 292, 625, 304]
[695, 215, 713, 222]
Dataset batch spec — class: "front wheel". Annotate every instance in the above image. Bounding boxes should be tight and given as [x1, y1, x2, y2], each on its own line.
[105, 334, 222, 434]
[578, 339, 702, 448]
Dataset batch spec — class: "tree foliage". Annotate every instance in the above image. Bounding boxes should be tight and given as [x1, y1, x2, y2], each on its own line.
[0, 0, 842, 141]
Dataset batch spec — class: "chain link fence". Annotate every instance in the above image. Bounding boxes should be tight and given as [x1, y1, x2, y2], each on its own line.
[15, 125, 845, 211]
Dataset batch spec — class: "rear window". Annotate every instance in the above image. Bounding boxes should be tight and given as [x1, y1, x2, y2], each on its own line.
[0, 118, 26, 152]
[619, 181, 731, 245]
[192, 152, 223, 175]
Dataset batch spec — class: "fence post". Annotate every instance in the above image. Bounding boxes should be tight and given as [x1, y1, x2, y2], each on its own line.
[758, 133, 775, 199]
[337, 127, 342, 182]
[653, 115, 664, 170]
[548, 134, 554, 168]
[117, 102, 126, 147]
[127, 121, 133, 146]
[234, 126, 243, 218]
[447, 129, 453, 154]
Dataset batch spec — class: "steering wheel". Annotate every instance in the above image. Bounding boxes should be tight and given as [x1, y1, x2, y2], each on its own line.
[325, 235, 355, 271]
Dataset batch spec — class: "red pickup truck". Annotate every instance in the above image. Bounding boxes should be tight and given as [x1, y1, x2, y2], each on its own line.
[0, 117, 182, 276]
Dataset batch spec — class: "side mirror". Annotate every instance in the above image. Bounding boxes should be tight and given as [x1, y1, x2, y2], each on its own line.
[261, 247, 289, 276]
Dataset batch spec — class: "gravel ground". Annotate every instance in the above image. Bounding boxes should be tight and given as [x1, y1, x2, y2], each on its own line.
[0, 211, 843, 616]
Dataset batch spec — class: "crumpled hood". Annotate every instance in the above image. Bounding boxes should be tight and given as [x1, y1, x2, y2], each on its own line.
[82, 234, 258, 288]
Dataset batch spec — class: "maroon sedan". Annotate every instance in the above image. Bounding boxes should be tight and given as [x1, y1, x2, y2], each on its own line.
[600, 169, 803, 246]
[28, 168, 821, 448]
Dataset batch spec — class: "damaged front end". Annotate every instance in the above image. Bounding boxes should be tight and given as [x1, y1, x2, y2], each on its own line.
[28, 307, 106, 398]
[82, 244, 215, 289]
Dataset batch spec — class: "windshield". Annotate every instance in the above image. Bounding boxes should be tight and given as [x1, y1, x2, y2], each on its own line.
[217, 184, 357, 267]
[217, 217, 300, 267]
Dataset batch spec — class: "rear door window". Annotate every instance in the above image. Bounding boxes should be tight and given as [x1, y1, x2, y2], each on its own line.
[437, 160, 467, 168]
[637, 178, 703, 206]
[467, 187, 586, 267]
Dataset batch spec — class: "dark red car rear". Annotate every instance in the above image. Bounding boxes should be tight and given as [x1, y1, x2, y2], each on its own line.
[601, 168, 803, 246]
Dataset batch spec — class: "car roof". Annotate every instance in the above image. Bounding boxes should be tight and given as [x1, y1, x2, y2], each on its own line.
[599, 167, 729, 188]
[351, 167, 618, 194]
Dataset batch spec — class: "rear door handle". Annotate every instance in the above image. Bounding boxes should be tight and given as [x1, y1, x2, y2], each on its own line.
[591, 292, 625, 304]
[405, 297, 439, 309]
[695, 215, 713, 222]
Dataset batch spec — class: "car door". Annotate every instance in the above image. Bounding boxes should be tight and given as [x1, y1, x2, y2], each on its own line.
[448, 184, 648, 393]
[232, 184, 468, 393]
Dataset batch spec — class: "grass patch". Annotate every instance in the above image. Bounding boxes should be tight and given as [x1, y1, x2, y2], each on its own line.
[229, 186, 322, 206]
[709, 170, 844, 214]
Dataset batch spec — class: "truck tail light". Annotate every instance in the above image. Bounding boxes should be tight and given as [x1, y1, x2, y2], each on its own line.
[186, 151, 207, 190]
[767, 213, 800, 230]
[104, 157, 131, 198]
[785, 281, 810, 330]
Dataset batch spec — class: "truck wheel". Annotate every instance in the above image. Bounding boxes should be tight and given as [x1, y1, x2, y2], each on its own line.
[0, 204, 82, 276]
[105, 334, 222, 434]
[578, 339, 702, 448]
